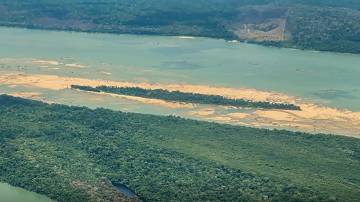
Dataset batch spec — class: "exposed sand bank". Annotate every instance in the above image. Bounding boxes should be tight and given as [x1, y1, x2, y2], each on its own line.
[0, 71, 359, 138]
[100, 71, 112, 75]
[32, 60, 86, 69]
[64, 63, 86, 68]
[74, 89, 194, 109]
[32, 60, 61, 66]
[0, 71, 296, 103]
[178, 36, 195, 39]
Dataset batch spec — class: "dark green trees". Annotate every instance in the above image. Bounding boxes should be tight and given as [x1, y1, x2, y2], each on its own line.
[71, 85, 301, 110]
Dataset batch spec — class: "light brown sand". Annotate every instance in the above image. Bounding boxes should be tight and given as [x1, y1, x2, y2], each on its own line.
[76, 90, 194, 109]
[32, 60, 61, 66]
[64, 63, 86, 68]
[208, 116, 233, 122]
[227, 112, 250, 120]
[1, 71, 359, 138]
[32, 60, 86, 68]
[0, 72, 296, 103]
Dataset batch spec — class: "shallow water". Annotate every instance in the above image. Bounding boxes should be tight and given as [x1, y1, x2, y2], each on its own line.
[0, 182, 52, 202]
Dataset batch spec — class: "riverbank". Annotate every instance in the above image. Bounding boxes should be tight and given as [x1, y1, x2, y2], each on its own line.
[1, 72, 359, 137]
[1, 24, 360, 55]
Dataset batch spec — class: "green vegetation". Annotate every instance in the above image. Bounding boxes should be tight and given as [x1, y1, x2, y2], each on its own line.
[71, 85, 301, 110]
[1, 0, 360, 53]
[0, 95, 359, 201]
[285, 6, 360, 53]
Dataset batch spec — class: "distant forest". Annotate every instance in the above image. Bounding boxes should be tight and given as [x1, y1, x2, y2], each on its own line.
[0, 0, 359, 53]
[71, 85, 301, 110]
[0, 95, 359, 201]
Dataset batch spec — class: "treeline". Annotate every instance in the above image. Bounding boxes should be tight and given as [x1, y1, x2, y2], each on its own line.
[1, 0, 360, 53]
[286, 6, 360, 54]
[71, 85, 301, 110]
[0, 95, 359, 201]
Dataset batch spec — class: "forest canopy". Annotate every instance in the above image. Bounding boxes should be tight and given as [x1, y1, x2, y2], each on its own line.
[0, 95, 359, 201]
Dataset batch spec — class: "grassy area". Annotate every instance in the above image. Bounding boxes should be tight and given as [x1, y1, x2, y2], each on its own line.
[0, 95, 359, 201]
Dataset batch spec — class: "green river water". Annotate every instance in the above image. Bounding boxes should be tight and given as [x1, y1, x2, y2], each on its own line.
[0, 27, 359, 111]
[0, 182, 51, 202]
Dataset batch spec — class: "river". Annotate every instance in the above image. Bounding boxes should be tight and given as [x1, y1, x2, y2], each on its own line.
[0, 27, 359, 136]
[0, 182, 52, 202]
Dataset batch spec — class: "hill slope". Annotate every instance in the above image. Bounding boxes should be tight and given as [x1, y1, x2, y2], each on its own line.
[1, 0, 360, 53]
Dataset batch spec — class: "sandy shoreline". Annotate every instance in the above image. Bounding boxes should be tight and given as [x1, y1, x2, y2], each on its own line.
[0, 71, 297, 102]
[73, 89, 194, 109]
[0, 71, 359, 138]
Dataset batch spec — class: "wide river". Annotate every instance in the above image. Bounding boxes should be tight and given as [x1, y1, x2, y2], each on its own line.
[0, 27, 359, 137]
[0, 26, 360, 199]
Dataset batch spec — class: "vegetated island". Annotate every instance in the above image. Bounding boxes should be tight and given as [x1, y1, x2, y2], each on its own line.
[0, 94, 359, 201]
[71, 85, 301, 110]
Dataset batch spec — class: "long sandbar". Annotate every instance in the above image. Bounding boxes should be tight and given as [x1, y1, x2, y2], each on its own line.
[1, 71, 359, 138]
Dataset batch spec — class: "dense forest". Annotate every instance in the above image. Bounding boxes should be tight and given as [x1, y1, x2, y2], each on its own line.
[0, 95, 359, 201]
[0, 0, 360, 53]
[71, 85, 301, 110]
